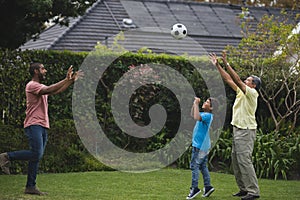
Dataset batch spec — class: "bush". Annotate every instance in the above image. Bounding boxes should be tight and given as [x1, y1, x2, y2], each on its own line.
[0, 123, 28, 173]
[42, 119, 113, 173]
[253, 130, 300, 180]
[209, 129, 232, 173]
[0, 120, 112, 174]
[0, 49, 212, 173]
[0, 49, 299, 178]
[208, 129, 300, 180]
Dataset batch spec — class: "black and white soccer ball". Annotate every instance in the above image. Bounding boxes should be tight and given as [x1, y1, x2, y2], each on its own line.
[171, 23, 187, 40]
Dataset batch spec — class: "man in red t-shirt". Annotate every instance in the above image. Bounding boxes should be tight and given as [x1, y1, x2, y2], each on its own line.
[0, 63, 82, 195]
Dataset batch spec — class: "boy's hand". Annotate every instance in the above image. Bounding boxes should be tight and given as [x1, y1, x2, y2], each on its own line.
[193, 97, 201, 105]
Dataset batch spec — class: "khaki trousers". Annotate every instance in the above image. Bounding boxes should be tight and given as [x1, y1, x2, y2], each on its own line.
[231, 126, 260, 196]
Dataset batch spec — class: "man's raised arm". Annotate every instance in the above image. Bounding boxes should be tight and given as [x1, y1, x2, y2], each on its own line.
[209, 53, 237, 91]
[221, 51, 246, 93]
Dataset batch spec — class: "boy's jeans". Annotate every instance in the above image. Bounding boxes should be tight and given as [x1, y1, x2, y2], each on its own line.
[7, 125, 48, 187]
[190, 147, 211, 188]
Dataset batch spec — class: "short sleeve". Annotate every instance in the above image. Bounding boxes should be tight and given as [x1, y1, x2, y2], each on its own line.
[200, 112, 212, 124]
[245, 86, 259, 99]
[26, 81, 45, 95]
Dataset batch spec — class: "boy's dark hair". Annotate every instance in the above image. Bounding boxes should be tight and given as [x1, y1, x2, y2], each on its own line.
[209, 97, 219, 113]
[29, 63, 42, 77]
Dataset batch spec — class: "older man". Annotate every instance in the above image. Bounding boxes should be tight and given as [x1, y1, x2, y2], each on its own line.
[209, 52, 261, 200]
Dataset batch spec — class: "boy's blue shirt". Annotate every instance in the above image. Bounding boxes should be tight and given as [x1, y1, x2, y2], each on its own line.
[192, 112, 213, 152]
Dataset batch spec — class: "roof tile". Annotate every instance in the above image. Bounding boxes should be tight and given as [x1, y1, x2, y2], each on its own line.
[20, 0, 299, 56]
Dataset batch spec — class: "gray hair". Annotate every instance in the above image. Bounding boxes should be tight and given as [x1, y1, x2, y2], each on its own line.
[251, 75, 261, 90]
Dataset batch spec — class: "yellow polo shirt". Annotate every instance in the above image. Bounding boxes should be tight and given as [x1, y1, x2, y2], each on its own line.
[231, 86, 258, 129]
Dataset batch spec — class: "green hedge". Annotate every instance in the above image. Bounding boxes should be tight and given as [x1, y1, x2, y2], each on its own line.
[0, 120, 112, 174]
[0, 49, 212, 173]
[207, 129, 300, 180]
[0, 49, 299, 179]
[0, 49, 87, 125]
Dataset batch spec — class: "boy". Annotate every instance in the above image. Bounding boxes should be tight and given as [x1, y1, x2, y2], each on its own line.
[186, 97, 216, 199]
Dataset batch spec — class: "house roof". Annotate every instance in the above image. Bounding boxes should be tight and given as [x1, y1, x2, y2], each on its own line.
[20, 0, 299, 56]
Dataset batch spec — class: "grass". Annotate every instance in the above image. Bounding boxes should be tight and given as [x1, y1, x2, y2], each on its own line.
[0, 169, 299, 200]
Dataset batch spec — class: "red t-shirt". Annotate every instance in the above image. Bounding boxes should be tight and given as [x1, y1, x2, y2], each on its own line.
[23, 81, 49, 128]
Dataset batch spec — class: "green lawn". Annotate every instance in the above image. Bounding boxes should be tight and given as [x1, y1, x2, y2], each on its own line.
[0, 169, 299, 200]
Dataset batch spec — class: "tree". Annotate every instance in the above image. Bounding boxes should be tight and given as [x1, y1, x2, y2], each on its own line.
[0, 0, 96, 49]
[226, 9, 300, 133]
[195, 0, 299, 9]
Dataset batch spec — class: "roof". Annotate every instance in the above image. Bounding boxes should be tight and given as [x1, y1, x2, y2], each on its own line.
[20, 0, 299, 56]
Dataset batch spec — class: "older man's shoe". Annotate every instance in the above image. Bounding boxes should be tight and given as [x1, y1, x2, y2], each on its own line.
[24, 187, 48, 195]
[233, 190, 248, 197]
[241, 194, 260, 200]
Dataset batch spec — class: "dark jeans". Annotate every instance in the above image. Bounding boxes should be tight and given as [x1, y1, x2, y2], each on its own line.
[7, 125, 48, 187]
[190, 147, 211, 189]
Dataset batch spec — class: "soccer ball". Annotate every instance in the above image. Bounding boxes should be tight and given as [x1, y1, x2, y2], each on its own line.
[171, 23, 187, 40]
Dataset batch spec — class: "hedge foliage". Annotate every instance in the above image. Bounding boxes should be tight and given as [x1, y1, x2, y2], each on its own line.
[0, 49, 213, 173]
[207, 129, 300, 180]
[0, 49, 299, 179]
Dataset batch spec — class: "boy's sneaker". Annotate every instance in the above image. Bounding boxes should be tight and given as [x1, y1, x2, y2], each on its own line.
[202, 186, 215, 197]
[186, 187, 201, 199]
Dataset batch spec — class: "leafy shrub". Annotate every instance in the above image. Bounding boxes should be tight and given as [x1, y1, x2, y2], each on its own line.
[209, 129, 232, 173]
[0, 49, 299, 178]
[0, 120, 112, 174]
[176, 146, 192, 169]
[41, 119, 112, 173]
[0, 123, 28, 174]
[208, 129, 300, 180]
[253, 129, 300, 180]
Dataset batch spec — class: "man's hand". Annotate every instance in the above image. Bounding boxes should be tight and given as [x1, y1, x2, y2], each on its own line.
[209, 53, 218, 66]
[66, 65, 84, 81]
[66, 65, 74, 80]
[222, 50, 228, 64]
[71, 70, 84, 81]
